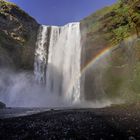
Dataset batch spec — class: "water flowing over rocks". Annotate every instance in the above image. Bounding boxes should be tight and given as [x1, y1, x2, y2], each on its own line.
[34, 23, 81, 103]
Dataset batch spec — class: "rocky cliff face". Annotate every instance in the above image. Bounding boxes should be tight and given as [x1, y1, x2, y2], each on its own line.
[0, 0, 39, 70]
[1, 0, 140, 103]
[80, 0, 140, 102]
[80, 4, 122, 101]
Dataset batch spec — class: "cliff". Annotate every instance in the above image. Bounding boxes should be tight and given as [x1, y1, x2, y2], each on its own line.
[1, 0, 140, 102]
[80, 0, 140, 102]
[0, 0, 39, 70]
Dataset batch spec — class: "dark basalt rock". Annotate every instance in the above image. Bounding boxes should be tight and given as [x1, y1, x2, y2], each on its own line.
[0, 101, 6, 109]
[0, 105, 140, 140]
[0, 0, 39, 70]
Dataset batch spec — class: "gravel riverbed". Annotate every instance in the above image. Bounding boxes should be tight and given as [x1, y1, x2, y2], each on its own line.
[0, 104, 140, 140]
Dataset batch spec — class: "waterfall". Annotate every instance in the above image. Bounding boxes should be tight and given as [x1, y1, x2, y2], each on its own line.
[34, 25, 48, 84]
[34, 22, 81, 103]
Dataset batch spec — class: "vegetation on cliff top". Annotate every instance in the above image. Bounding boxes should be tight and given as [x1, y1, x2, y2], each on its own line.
[111, 0, 140, 44]
[81, 0, 140, 46]
[0, 0, 38, 44]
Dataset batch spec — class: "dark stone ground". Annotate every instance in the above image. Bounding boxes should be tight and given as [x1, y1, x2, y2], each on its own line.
[0, 104, 140, 140]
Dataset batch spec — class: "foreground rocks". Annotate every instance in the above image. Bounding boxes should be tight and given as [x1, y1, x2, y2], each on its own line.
[0, 104, 140, 140]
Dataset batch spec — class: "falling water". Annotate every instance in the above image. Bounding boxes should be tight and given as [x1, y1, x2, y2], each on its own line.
[34, 22, 81, 103]
[34, 25, 48, 84]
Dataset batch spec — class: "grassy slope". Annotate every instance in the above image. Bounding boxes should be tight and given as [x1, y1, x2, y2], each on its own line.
[80, 1, 140, 102]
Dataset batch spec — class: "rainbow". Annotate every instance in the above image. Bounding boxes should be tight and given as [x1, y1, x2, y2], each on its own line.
[67, 34, 137, 100]
[80, 34, 137, 75]
[66, 45, 116, 100]
[81, 45, 114, 75]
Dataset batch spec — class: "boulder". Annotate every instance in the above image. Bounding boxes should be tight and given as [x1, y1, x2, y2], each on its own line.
[0, 101, 6, 109]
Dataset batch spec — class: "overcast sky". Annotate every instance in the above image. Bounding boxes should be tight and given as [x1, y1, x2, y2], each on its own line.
[8, 0, 116, 26]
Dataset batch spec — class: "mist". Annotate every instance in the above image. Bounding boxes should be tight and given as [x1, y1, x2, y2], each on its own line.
[0, 66, 124, 108]
[0, 68, 69, 107]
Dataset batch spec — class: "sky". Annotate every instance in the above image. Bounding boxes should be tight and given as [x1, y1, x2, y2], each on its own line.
[8, 0, 117, 26]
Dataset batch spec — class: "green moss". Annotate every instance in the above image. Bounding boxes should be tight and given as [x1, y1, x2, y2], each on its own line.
[0, 0, 16, 12]
[81, 0, 140, 48]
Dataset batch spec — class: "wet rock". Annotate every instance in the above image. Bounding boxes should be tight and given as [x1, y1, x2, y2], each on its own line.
[129, 136, 136, 140]
[0, 101, 6, 109]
